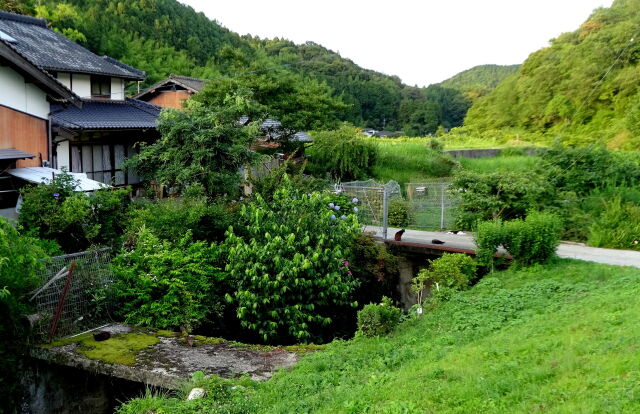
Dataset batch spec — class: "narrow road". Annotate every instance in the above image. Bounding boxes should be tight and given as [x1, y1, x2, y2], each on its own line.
[365, 226, 640, 268]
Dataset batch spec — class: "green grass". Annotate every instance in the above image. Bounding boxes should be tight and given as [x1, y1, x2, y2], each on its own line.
[368, 138, 455, 187]
[119, 260, 640, 413]
[368, 137, 540, 189]
[458, 155, 539, 174]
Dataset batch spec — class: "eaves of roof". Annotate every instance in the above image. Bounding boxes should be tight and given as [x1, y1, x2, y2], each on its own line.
[0, 38, 81, 107]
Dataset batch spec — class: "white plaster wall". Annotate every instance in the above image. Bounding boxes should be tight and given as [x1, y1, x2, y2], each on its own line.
[71, 73, 91, 98]
[57, 72, 71, 89]
[0, 65, 49, 119]
[25, 83, 50, 118]
[111, 77, 125, 100]
[56, 140, 70, 170]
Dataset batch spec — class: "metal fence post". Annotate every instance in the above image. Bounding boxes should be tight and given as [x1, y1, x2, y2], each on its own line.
[382, 186, 389, 239]
[440, 184, 445, 229]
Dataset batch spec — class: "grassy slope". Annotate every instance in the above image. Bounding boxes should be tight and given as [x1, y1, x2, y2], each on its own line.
[370, 137, 539, 187]
[122, 260, 640, 413]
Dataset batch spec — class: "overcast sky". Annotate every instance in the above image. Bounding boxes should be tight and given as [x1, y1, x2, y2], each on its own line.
[180, 0, 613, 87]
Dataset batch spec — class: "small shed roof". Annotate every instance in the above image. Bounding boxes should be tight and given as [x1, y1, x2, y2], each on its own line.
[7, 167, 108, 191]
[0, 148, 35, 160]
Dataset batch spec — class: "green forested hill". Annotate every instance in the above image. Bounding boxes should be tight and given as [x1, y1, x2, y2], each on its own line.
[1, 0, 472, 134]
[464, 0, 640, 149]
[439, 64, 520, 100]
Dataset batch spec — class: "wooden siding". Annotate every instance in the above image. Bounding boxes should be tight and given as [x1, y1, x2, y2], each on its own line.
[147, 90, 191, 109]
[0, 105, 47, 167]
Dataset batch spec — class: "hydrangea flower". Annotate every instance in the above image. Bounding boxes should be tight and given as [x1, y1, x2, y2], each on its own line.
[353, 207, 359, 212]
[334, 205, 341, 211]
[352, 197, 359, 203]
[53, 192, 60, 200]
[329, 202, 335, 208]
[340, 215, 347, 220]
[330, 214, 336, 221]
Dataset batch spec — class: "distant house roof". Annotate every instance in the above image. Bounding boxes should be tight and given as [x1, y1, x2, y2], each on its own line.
[0, 148, 35, 160]
[134, 74, 206, 99]
[0, 11, 145, 80]
[238, 117, 313, 143]
[51, 98, 161, 130]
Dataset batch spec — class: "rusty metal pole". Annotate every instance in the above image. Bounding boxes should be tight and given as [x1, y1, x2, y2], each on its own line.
[48, 261, 77, 342]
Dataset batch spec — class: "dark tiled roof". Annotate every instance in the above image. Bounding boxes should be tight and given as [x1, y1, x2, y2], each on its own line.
[134, 74, 205, 99]
[0, 37, 80, 106]
[0, 148, 35, 160]
[0, 11, 145, 80]
[51, 98, 160, 130]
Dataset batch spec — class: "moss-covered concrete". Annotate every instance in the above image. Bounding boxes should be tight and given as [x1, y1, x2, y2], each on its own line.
[32, 324, 301, 389]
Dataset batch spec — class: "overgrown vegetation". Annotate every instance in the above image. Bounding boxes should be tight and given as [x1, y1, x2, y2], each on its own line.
[119, 260, 640, 413]
[18, 172, 130, 253]
[475, 212, 563, 267]
[306, 125, 378, 181]
[223, 179, 361, 343]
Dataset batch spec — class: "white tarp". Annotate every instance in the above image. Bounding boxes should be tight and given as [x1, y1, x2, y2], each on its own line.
[7, 167, 109, 192]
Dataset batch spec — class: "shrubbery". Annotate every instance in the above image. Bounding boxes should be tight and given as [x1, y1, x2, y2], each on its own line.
[387, 198, 409, 227]
[476, 212, 562, 267]
[356, 297, 403, 337]
[411, 254, 477, 305]
[113, 228, 226, 332]
[451, 169, 552, 229]
[0, 218, 48, 408]
[126, 196, 237, 243]
[223, 180, 361, 343]
[587, 197, 640, 250]
[18, 172, 130, 252]
[306, 125, 378, 180]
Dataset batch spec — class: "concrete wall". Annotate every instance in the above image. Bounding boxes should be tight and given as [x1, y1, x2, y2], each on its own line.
[0, 65, 49, 119]
[444, 148, 540, 159]
[21, 359, 146, 414]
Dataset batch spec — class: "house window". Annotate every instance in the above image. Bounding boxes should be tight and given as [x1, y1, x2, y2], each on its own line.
[90, 76, 111, 99]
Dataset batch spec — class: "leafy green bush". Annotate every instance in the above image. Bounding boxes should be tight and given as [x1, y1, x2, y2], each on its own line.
[306, 124, 378, 180]
[18, 172, 130, 252]
[588, 197, 640, 250]
[0, 218, 48, 410]
[387, 198, 409, 227]
[126, 197, 237, 243]
[476, 212, 562, 267]
[223, 179, 361, 343]
[129, 96, 261, 199]
[451, 169, 552, 229]
[539, 145, 640, 195]
[356, 297, 402, 337]
[113, 228, 226, 332]
[411, 254, 477, 305]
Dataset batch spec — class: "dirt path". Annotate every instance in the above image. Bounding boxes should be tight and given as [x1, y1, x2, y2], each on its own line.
[365, 226, 640, 268]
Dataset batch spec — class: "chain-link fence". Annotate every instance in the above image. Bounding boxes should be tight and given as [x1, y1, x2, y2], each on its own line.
[29, 248, 115, 342]
[336, 180, 401, 228]
[406, 181, 457, 230]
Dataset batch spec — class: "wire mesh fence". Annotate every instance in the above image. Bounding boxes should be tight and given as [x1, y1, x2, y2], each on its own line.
[30, 248, 115, 342]
[336, 180, 401, 226]
[406, 181, 458, 230]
